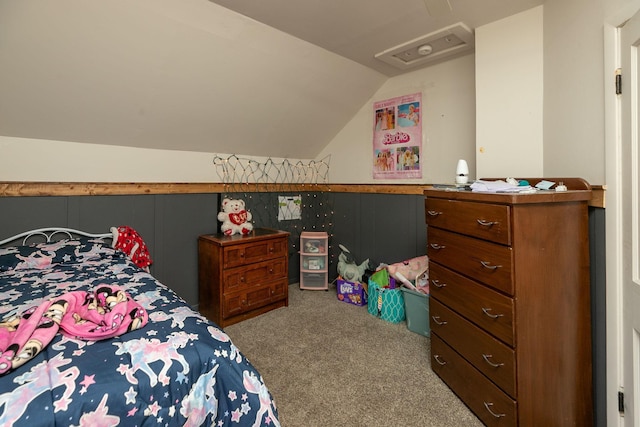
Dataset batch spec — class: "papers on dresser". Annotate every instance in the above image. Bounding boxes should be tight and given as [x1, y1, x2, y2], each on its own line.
[470, 180, 535, 193]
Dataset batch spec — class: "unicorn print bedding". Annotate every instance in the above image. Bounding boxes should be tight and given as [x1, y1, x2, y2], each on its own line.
[0, 235, 280, 426]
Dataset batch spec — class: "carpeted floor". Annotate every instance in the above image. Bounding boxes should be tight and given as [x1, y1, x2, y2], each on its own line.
[224, 284, 483, 427]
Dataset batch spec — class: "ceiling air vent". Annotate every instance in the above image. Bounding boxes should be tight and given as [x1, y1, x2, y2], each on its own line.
[375, 22, 474, 70]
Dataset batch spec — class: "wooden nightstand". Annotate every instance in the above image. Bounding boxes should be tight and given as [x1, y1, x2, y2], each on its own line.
[198, 228, 290, 327]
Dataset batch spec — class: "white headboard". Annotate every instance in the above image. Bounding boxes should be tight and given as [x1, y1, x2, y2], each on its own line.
[0, 227, 113, 247]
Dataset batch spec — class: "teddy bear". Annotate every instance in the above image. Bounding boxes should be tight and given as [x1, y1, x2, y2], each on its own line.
[217, 198, 254, 236]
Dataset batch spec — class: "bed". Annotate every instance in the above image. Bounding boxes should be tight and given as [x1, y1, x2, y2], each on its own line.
[0, 228, 280, 426]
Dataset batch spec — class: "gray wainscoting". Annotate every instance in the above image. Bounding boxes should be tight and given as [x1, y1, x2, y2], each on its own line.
[0, 192, 428, 305]
[0, 192, 607, 425]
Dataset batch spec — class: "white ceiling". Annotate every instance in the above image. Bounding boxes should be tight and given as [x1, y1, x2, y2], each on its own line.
[209, 0, 545, 76]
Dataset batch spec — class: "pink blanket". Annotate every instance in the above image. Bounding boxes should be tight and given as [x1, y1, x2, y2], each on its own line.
[0, 285, 148, 375]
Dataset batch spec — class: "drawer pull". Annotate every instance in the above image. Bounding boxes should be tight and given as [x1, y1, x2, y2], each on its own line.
[481, 308, 504, 319]
[431, 316, 447, 326]
[431, 279, 446, 288]
[480, 261, 502, 270]
[483, 402, 506, 418]
[427, 210, 442, 217]
[477, 219, 498, 227]
[433, 354, 447, 366]
[429, 243, 446, 250]
[482, 354, 505, 368]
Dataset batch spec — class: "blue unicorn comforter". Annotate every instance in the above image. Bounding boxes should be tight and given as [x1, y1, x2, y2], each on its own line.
[0, 238, 280, 426]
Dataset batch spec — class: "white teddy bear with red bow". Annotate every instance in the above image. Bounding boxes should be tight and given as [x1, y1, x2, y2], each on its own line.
[217, 198, 254, 236]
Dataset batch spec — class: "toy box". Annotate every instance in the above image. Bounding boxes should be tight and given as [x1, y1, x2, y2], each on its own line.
[336, 278, 368, 306]
[401, 287, 430, 336]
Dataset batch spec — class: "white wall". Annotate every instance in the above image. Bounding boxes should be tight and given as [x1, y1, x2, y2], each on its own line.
[323, 7, 546, 185]
[475, 6, 544, 179]
[318, 54, 476, 184]
[543, 0, 606, 184]
[0, 136, 221, 182]
[1, 1, 623, 186]
[0, 136, 324, 183]
[325, 0, 619, 187]
[0, 54, 476, 185]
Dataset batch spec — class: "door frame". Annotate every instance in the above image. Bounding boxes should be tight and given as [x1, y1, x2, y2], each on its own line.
[604, 4, 640, 426]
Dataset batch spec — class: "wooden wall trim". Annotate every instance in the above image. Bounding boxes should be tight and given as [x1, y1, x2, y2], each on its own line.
[0, 182, 427, 196]
[0, 182, 228, 197]
[0, 182, 605, 208]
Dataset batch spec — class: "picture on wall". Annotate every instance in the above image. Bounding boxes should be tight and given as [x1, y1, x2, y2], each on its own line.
[373, 92, 422, 179]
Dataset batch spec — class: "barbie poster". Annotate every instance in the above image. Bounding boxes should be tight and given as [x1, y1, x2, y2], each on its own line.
[373, 92, 422, 179]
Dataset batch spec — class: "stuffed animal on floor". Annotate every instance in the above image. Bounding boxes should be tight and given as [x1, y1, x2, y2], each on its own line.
[218, 198, 254, 236]
[337, 244, 369, 283]
[110, 226, 152, 271]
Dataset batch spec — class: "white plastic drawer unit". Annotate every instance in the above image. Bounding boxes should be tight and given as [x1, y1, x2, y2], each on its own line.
[299, 231, 328, 290]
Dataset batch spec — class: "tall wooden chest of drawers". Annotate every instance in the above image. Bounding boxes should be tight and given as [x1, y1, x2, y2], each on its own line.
[198, 228, 289, 327]
[425, 185, 592, 427]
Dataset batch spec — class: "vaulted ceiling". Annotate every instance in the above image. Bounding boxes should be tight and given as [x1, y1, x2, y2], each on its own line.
[0, 0, 543, 159]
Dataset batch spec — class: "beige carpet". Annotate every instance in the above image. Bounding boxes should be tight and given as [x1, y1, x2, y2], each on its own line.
[224, 284, 483, 427]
